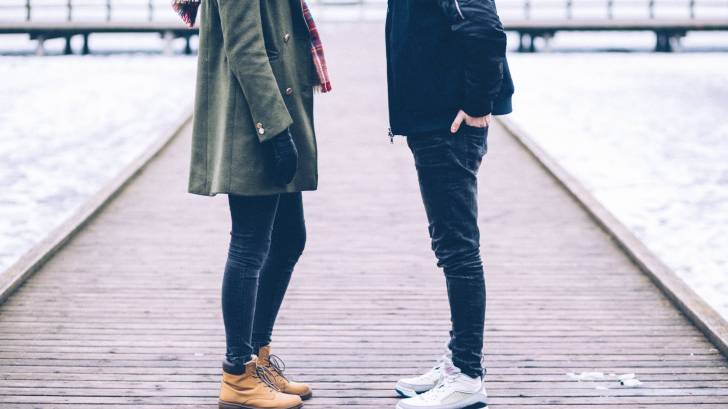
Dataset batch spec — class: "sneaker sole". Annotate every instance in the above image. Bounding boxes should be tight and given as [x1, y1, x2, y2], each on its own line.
[396, 404, 487, 409]
[395, 395, 487, 409]
[219, 400, 303, 409]
[395, 383, 433, 398]
[395, 386, 419, 398]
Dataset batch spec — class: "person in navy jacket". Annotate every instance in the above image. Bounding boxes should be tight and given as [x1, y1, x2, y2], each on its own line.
[387, 1, 514, 408]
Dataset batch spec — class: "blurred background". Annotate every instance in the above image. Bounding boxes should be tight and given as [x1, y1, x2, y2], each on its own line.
[1, 0, 727, 320]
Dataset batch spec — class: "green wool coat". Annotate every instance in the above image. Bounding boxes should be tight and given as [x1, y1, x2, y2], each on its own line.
[189, 0, 319, 196]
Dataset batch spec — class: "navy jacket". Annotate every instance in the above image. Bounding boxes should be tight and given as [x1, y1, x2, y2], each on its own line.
[386, 0, 514, 135]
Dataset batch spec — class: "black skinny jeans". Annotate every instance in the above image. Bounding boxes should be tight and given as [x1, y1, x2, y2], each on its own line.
[407, 125, 488, 379]
[222, 192, 306, 374]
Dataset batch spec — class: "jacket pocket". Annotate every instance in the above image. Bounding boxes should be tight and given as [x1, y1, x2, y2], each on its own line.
[453, 0, 465, 20]
[439, 0, 466, 23]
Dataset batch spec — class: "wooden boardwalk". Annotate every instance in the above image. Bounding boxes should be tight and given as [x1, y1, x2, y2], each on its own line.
[1, 23, 728, 408]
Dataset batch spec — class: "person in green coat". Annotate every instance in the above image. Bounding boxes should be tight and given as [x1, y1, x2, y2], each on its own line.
[172, 0, 331, 407]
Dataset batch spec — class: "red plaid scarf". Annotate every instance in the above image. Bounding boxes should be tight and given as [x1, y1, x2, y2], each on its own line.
[173, 0, 331, 93]
[300, 0, 332, 93]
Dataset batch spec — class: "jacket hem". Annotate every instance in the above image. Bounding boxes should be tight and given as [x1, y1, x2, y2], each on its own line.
[188, 184, 318, 197]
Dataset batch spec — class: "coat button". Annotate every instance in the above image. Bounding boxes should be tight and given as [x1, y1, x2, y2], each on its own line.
[285, 87, 294, 96]
[256, 123, 265, 135]
[284, 33, 291, 43]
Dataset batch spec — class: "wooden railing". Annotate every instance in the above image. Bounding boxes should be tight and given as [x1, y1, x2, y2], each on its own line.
[1, 0, 726, 23]
[2, 0, 176, 22]
[0, 0, 726, 54]
[499, 0, 728, 20]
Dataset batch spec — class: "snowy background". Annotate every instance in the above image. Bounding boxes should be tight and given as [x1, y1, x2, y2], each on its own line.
[0, 4, 727, 319]
[0, 36, 196, 274]
[506, 45, 728, 319]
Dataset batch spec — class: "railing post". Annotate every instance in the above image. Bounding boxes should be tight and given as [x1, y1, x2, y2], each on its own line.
[35, 35, 45, 56]
[82, 33, 91, 54]
[648, 0, 655, 18]
[524, 0, 531, 19]
[566, 0, 573, 19]
[162, 30, 174, 55]
[25, 0, 31, 21]
[689, 0, 695, 18]
[148, 0, 154, 21]
[607, 0, 614, 19]
[67, 0, 72, 21]
[106, 0, 112, 21]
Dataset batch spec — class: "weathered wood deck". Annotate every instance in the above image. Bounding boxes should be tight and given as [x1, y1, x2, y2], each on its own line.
[1, 23, 727, 408]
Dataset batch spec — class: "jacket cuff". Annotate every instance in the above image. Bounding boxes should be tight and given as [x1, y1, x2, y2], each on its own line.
[462, 97, 493, 118]
[251, 106, 293, 143]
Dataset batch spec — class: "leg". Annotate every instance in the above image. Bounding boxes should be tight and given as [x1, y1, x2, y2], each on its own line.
[222, 194, 280, 374]
[82, 33, 90, 55]
[407, 126, 489, 379]
[63, 36, 73, 55]
[252, 192, 306, 350]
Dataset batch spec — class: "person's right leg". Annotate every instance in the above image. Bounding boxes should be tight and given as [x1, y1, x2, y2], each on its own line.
[396, 126, 489, 409]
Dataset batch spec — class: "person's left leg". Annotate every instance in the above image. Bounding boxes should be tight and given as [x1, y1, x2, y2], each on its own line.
[251, 192, 306, 348]
[250, 192, 312, 400]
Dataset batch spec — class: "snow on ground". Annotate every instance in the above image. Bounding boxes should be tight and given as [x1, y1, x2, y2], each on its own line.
[507, 50, 728, 319]
[0, 53, 196, 274]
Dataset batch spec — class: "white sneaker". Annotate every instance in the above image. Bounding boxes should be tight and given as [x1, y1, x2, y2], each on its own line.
[395, 352, 452, 397]
[395, 363, 487, 409]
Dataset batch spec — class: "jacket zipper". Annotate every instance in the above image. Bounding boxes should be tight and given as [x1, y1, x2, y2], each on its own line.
[454, 0, 465, 20]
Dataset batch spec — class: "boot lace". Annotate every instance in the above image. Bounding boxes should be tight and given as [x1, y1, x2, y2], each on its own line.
[254, 365, 282, 392]
[267, 354, 290, 382]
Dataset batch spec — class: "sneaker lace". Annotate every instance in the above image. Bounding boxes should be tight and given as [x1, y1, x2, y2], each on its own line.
[418, 374, 464, 402]
[418, 354, 448, 382]
[419, 378, 452, 402]
[421, 363, 442, 382]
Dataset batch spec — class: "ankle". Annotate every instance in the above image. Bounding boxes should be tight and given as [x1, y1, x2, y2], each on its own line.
[223, 355, 253, 375]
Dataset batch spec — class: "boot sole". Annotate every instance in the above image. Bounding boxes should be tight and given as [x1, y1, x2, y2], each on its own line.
[219, 400, 303, 409]
[301, 391, 313, 401]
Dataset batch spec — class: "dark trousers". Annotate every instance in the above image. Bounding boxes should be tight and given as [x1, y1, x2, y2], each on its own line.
[221, 192, 306, 374]
[406, 125, 488, 378]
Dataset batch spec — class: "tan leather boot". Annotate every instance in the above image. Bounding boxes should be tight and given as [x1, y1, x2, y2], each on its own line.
[219, 357, 303, 409]
[257, 345, 313, 400]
